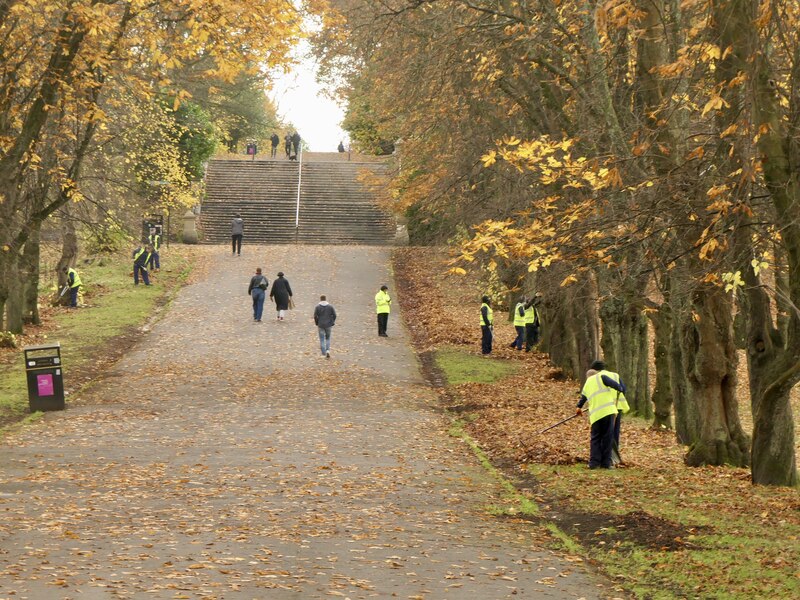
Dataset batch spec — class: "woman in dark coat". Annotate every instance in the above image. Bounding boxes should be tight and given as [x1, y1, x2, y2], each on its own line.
[270, 271, 293, 321]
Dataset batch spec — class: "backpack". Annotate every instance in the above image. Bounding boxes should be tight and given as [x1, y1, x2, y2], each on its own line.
[258, 276, 269, 290]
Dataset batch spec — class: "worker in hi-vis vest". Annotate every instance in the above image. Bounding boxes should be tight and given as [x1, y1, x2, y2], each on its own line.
[132, 244, 153, 286]
[509, 296, 526, 351]
[62, 267, 82, 308]
[480, 295, 493, 355]
[577, 360, 629, 469]
[524, 293, 542, 351]
[375, 285, 391, 337]
[148, 230, 161, 271]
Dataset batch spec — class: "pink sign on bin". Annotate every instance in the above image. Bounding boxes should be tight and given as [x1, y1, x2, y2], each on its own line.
[37, 374, 54, 397]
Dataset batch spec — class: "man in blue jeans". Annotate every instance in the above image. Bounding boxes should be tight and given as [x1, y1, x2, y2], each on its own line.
[247, 267, 269, 322]
[313, 295, 337, 359]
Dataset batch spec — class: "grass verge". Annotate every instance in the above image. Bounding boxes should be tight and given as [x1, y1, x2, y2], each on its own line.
[0, 248, 196, 435]
[434, 345, 518, 385]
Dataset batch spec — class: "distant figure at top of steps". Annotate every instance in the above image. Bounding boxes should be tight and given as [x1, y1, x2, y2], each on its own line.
[231, 214, 244, 256]
[284, 134, 291, 158]
[270, 133, 279, 158]
[338, 141, 345, 153]
[291, 131, 301, 157]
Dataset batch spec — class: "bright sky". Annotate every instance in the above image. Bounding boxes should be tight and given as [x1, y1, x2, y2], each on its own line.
[269, 39, 348, 153]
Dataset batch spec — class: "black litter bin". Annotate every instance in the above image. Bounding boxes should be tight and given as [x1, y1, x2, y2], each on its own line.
[24, 343, 65, 412]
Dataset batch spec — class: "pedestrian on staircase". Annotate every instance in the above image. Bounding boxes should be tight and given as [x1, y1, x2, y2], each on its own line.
[291, 131, 301, 157]
[314, 295, 337, 358]
[247, 268, 269, 322]
[231, 214, 244, 256]
[270, 272, 293, 321]
[270, 133, 280, 158]
[375, 285, 391, 337]
[284, 134, 291, 158]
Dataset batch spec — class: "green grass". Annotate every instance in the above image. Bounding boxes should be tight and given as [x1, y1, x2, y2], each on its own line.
[0, 250, 194, 433]
[526, 463, 800, 599]
[434, 345, 519, 385]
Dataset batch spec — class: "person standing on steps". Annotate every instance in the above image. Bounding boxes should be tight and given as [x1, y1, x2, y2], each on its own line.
[375, 284, 391, 337]
[62, 266, 82, 308]
[231, 213, 244, 256]
[337, 141, 345, 153]
[509, 295, 526, 351]
[480, 295, 494, 354]
[291, 131, 301, 157]
[524, 293, 542, 352]
[132, 243, 152, 286]
[284, 133, 292, 158]
[270, 132, 280, 158]
[314, 295, 337, 358]
[247, 267, 269, 322]
[576, 360, 629, 469]
[270, 271, 293, 321]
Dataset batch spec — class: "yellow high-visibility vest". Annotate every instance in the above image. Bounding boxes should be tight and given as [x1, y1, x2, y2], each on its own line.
[67, 268, 82, 288]
[375, 290, 391, 314]
[580, 370, 628, 424]
[524, 305, 538, 325]
[513, 302, 526, 327]
[480, 303, 493, 326]
[149, 233, 161, 251]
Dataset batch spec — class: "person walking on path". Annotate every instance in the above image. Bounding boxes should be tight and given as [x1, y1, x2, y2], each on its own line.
[231, 214, 244, 256]
[247, 268, 269, 322]
[524, 293, 542, 351]
[576, 360, 629, 469]
[375, 285, 391, 337]
[62, 266, 82, 308]
[314, 295, 337, 358]
[270, 133, 280, 158]
[509, 295, 526, 350]
[148, 230, 161, 271]
[270, 271, 293, 321]
[132, 244, 152, 286]
[480, 295, 493, 354]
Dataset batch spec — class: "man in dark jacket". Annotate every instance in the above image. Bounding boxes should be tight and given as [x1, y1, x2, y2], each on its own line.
[247, 268, 269, 322]
[270, 133, 280, 158]
[313, 295, 337, 358]
[231, 214, 244, 256]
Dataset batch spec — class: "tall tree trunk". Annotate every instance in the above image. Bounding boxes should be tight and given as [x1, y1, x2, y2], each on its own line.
[21, 224, 41, 324]
[598, 270, 651, 418]
[669, 287, 694, 444]
[5, 259, 23, 334]
[649, 302, 673, 429]
[539, 269, 599, 378]
[56, 208, 78, 305]
[680, 282, 749, 466]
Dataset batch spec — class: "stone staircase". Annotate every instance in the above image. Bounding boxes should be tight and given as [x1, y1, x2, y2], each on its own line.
[200, 155, 395, 245]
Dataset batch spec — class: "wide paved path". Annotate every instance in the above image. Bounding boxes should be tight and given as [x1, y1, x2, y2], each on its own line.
[0, 246, 611, 599]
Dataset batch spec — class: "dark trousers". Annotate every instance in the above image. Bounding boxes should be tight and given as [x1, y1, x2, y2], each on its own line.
[231, 234, 242, 255]
[589, 413, 616, 468]
[510, 326, 524, 350]
[481, 325, 493, 354]
[271, 146, 277, 158]
[377, 312, 389, 335]
[69, 287, 78, 307]
[525, 324, 539, 351]
[148, 251, 160, 270]
[134, 264, 150, 285]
